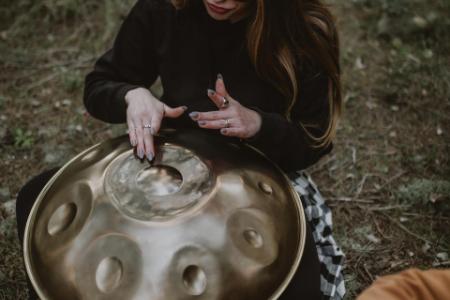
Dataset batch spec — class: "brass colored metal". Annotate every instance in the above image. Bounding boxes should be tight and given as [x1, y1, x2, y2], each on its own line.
[24, 130, 306, 300]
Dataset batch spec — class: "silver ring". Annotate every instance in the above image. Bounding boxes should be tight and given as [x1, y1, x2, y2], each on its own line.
[224, 119, 230, 128]
[143, 124, 154, 135]
[221, 96, 229, 109]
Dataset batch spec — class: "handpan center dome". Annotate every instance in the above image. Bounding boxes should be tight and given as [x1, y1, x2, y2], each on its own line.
[135, 165, 182, 196]
[105, 144, 212, 221]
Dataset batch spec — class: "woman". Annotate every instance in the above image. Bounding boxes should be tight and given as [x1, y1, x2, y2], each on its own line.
[16, 0, 344, 299]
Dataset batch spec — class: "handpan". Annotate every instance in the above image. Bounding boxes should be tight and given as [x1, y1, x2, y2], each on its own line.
[24, 129, 306, 300]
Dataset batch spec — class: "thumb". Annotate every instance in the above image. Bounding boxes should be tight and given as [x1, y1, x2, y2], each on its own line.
[164, 105, 188, 118]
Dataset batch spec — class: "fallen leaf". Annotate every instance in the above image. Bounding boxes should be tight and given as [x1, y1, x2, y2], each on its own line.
[366, 234, 381, 244]
[390, 105, 399, 112]
[422, 243, 431, 253]
[436, 252, 448, 261]
[412, 16, 427, 28]
[424, 49, 433, 59]
[355, 57, 366, 70]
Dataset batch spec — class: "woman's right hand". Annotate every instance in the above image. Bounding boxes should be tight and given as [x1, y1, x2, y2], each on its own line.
[125, 87, 187, 160]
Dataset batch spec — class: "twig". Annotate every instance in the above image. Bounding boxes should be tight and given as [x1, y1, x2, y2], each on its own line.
[368, 205, 411, 211]
[432, 261, 450, 267]
[386, 260, 409, 272]
[363, 264, 374, 282]
[11, 58, 94, 81]
[372, 216, 389, 240]
[381, 212, 431, 244]
[327, 197, 374, 204]
[24, 73, 58, 92]
[355, 174, 370, 198]
[352, 146, 357, 164]
[29, 56, 94, 71]
[375, 171, 408, 191]
[401, 212, 450, 221]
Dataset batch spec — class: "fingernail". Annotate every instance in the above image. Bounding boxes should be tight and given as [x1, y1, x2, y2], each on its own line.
[131, 139, 137, 146]
[220, 128, 227, 134]
[207, 89, 216, 96]
[189, 112, 199, 119]
[146, 152, 153, 161]
[182, 106, 188, 110]
[217, 73, 223, 80]
[198, 121, 206, 126]
[138, 148, 144, 159]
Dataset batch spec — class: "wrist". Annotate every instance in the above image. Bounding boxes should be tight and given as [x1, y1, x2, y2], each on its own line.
[124, 87, 149, 105]
[250, 110, 262, 138]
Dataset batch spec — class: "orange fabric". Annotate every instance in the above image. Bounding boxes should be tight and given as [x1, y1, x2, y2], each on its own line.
[357, 268, 450, 300]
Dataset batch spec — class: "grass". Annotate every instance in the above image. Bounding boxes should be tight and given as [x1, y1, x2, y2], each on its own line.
[0, 0, 449, 299]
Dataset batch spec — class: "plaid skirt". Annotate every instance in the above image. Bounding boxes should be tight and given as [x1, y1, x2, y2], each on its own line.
[288, 171, 346, 300]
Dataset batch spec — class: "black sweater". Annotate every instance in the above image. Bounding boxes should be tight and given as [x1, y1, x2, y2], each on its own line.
[84, 0, 332, 172]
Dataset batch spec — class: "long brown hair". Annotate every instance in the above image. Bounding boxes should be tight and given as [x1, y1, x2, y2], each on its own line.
[172, 0, 341, 147]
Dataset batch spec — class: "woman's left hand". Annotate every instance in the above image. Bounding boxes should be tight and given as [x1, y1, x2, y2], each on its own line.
[189, 74, 262, 139]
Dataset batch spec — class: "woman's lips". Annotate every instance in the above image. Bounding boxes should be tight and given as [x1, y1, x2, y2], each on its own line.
[207, 3, 233, 15]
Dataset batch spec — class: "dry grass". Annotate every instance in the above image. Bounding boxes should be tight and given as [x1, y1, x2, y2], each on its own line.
[0, 0, 449, 299]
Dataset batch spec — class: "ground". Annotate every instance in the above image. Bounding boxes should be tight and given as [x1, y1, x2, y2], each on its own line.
[0, 0, 449, 299]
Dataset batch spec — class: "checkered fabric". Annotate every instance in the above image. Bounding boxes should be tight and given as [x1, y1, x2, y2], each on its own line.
[288, 171, 346, 300]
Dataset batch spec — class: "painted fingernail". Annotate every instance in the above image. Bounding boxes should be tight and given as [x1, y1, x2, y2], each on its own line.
[146, 152, 153, 161]
[207, 89, 216, 96]
[198, 121, 206, 126]
[217, 73, 223, 80]
[138, 148, 144, 159]
[189, 112, 199, 119]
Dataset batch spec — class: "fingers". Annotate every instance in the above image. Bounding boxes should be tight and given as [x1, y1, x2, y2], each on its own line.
[150, 113, 163, 135]
[207, 74, 234, 109]
[215, 73, 227, 96]
[164, 105, 188, 118]
[142, 126, 154, 161]
[198, 119, 233, 130]
[189, 110, 230, 121]
[220, 127, 244, 138]
[127, 119, 137, 147]
[148, 104, 186, 137]
[129, 114, 154, 160]
[134, 125, 146, 159]
[207, 89, 230, 110]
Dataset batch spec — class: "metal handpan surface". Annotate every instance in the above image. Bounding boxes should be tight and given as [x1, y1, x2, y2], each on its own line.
[24, 129, 306, 300]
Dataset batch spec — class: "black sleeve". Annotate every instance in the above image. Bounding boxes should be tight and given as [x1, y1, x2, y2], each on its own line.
[247, 67, 333, 172]
[83, 0, 159, 123]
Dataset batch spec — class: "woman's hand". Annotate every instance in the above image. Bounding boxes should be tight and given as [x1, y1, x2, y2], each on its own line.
[189, 74, 262, 139]
[125, 87, 187, 160]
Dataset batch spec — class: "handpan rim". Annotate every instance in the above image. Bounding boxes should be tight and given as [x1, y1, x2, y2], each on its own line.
[24, 130, 306, 300]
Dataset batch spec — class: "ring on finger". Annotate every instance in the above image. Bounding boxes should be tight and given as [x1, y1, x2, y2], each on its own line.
[143, 124, 154, 135]
[224, 118, 230, 128]
[221, 96, 230, 109]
